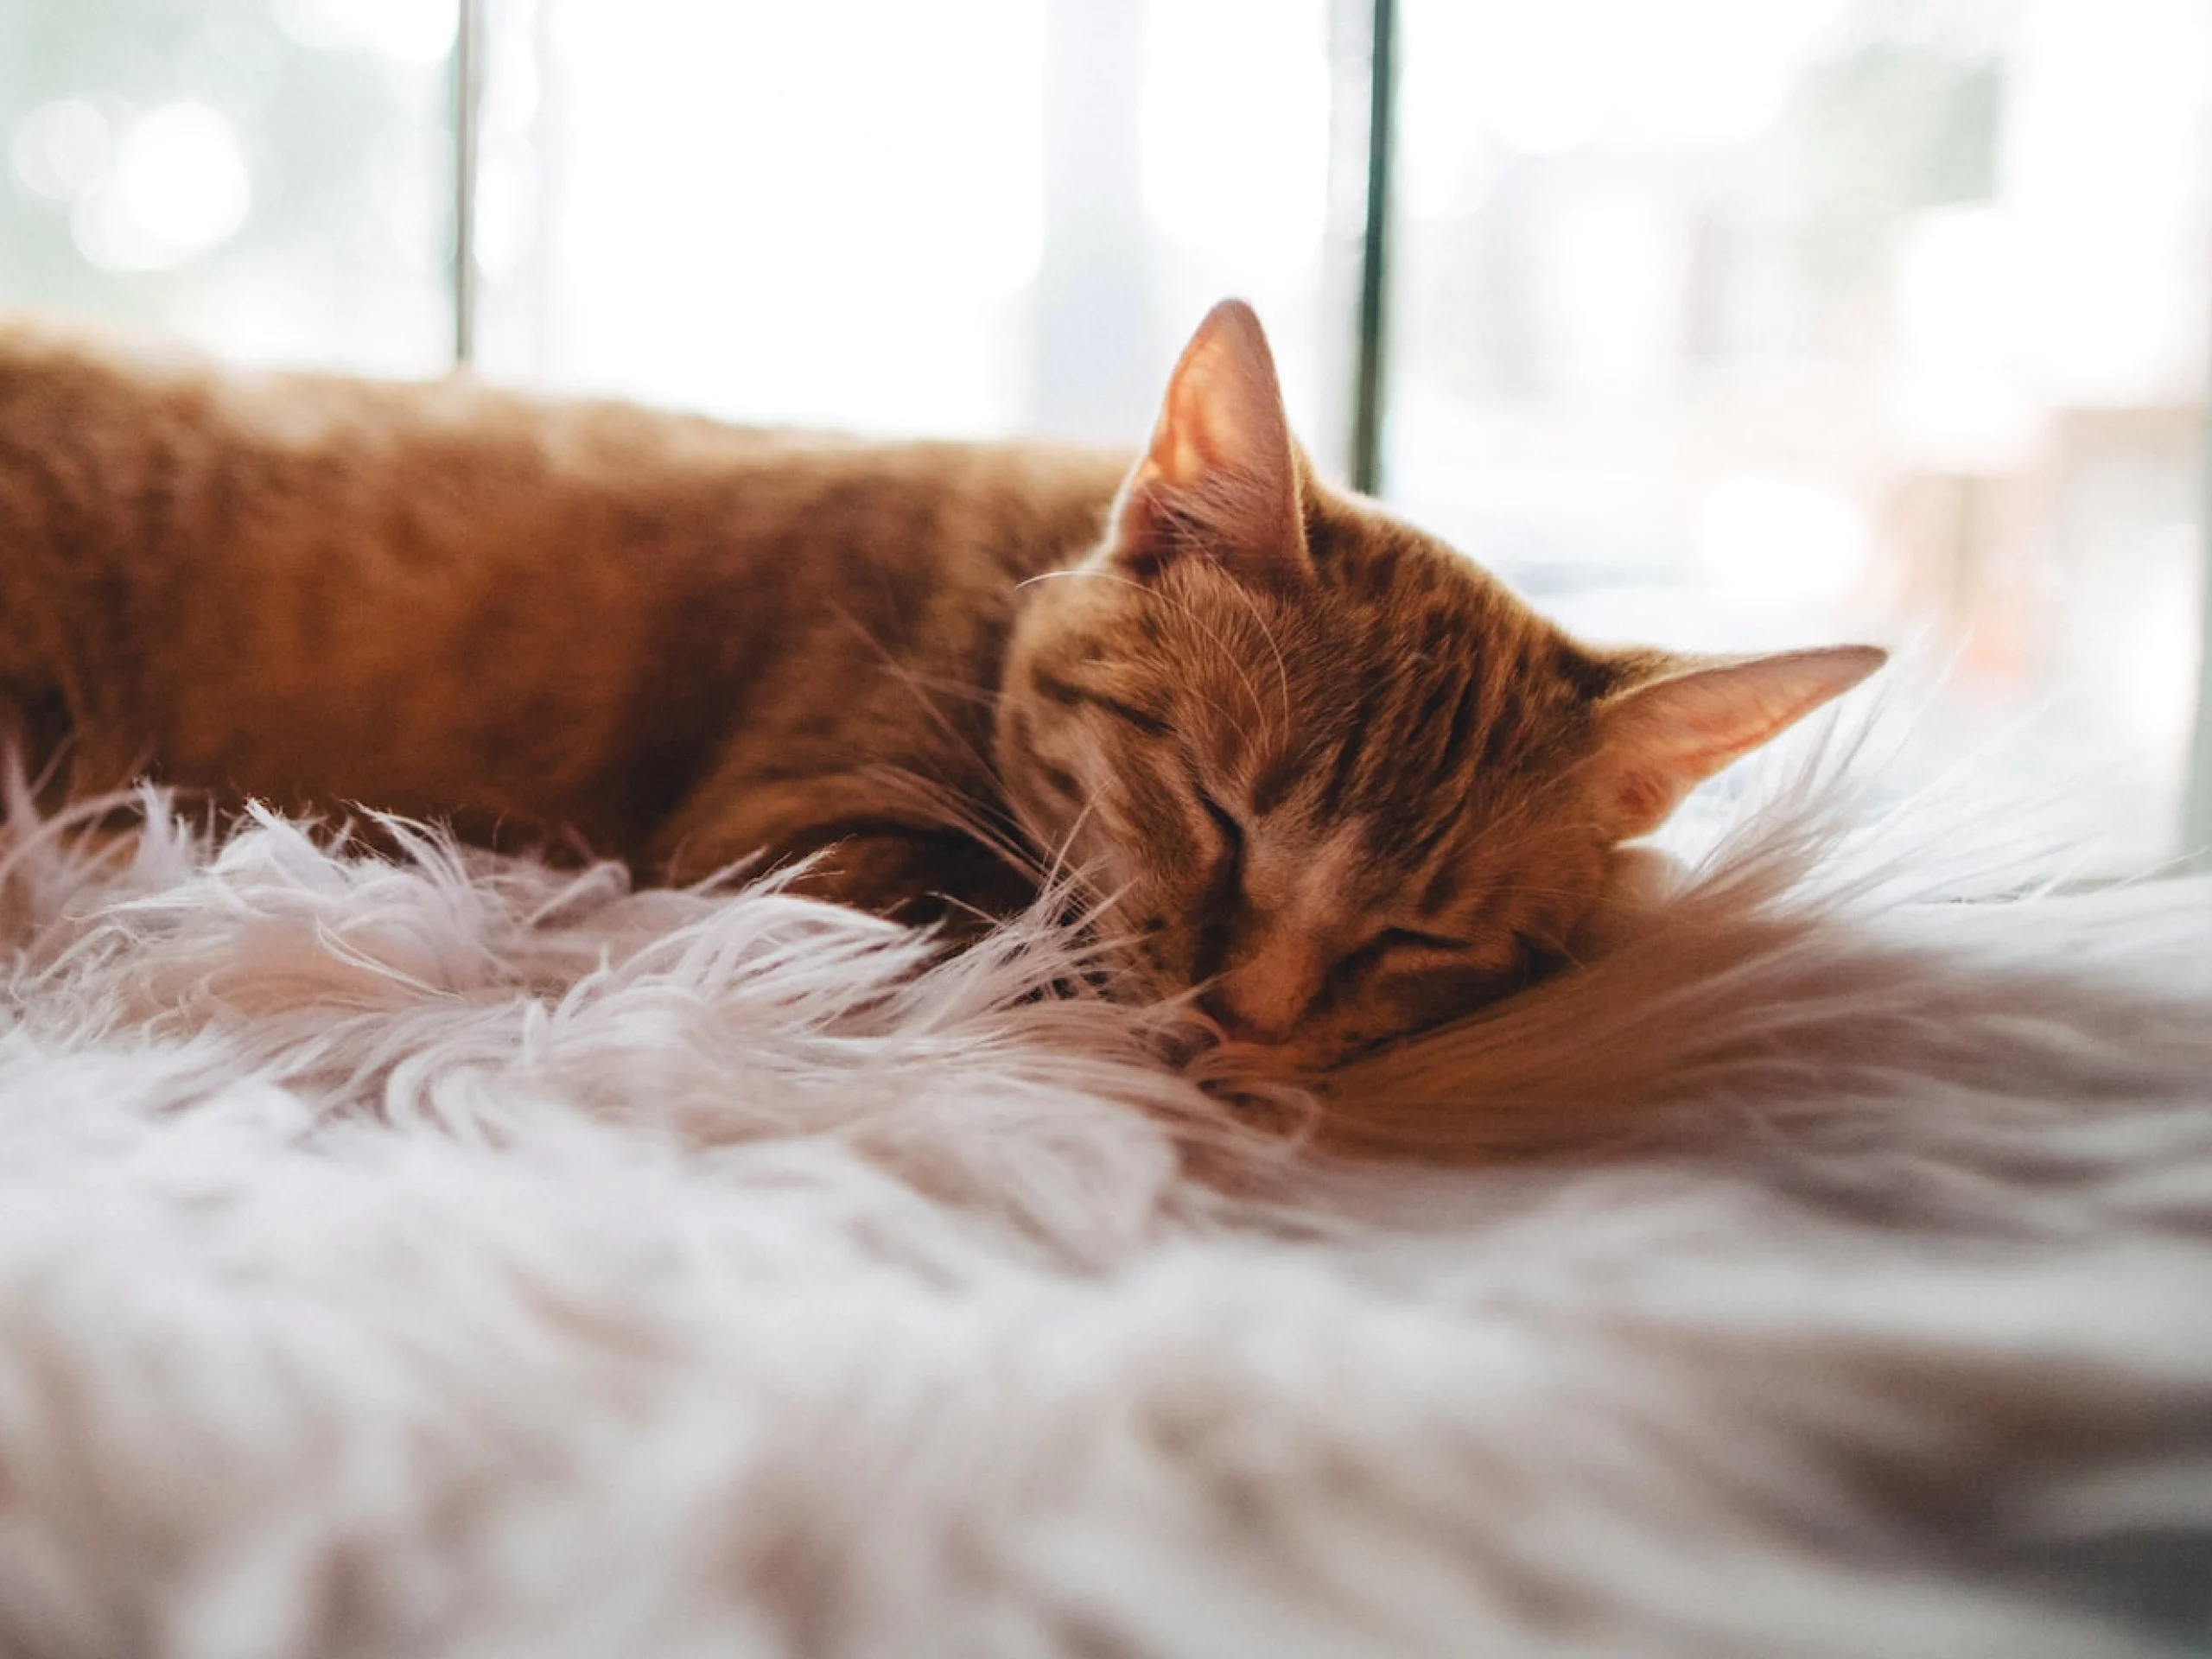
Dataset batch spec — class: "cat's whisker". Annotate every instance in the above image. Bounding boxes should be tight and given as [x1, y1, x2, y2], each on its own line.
[1217, 579, 1294, 730]
[1032, 797, 1107, 905]
[829, 604, 1005, 782]
[1018, 566, 1281, 736]
[859, 763, 1046, 887]
[1135, 579, 1281, 741]
[1014, 567, 1152, 595]
[878, 669, 1001, 709]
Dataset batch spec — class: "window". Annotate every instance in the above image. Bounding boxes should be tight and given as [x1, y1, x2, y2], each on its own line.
[466, 0, 1354, 460]
[3, 0, 456, 371]
[6, 0, 2208, 867]
[1385, 0, 2212, 871]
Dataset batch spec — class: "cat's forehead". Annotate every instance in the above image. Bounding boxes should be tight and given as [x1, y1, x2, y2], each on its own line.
[1240, 807, 1379, 919]
[1217, 595, 1582, 800]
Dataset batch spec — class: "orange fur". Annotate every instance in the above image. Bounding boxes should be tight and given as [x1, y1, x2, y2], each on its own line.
[0, 302, 1882, 1068]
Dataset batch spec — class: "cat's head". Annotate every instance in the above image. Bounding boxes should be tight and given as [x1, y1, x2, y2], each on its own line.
[996, 300, 1883, 1071]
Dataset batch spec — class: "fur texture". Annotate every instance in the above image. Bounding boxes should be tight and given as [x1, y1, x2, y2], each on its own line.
[0, 302, 1880, 1071]
[0, 710, 2208, 1658]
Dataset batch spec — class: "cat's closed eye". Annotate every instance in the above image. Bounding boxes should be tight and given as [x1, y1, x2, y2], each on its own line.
[1370, 926, 1468, 956]
[1325, 925, 1532, 1020]
[1193, 789, 1244, 872]
[1334, 926, 1472, 982]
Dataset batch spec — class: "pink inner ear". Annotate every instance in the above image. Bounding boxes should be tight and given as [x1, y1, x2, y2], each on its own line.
[1593, 645, 1887, 837]
[1146, 306, 1281, 488]
[1107, 301, 1310, 585]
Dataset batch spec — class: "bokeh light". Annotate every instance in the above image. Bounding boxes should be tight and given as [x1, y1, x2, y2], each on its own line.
[10, 99, 114, 202]
[72, 101, 252, 271]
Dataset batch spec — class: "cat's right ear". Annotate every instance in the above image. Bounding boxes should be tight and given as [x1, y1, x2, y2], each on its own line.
[1103, 300, 1313, 588]
[1586, 645, 1887, 838]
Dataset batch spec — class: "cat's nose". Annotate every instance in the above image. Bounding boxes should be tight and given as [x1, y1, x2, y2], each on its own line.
[1199, 939, 1327, 1046]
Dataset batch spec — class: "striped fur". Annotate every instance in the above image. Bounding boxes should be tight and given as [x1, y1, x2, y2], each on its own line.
[1001, 482, 1637, 1068]
[0, 302, 1879, 1071]
[997, 304, 1881, 1068]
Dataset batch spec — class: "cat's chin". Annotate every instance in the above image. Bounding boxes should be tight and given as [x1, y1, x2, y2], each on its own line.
[1181, 1013, 1397, 1079]
[1144, 998, 1330, 1077]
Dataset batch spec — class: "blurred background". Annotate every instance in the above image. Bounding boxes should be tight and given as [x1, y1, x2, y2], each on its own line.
[3, 0, 2207, 868]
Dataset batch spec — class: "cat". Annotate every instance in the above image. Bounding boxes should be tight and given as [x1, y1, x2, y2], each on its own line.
[0, 300, 1882, 1070]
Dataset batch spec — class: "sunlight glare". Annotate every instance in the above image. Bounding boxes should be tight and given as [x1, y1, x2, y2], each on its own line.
[273, 0, 458, 62]
[1403, 0, 1847, 161]
[1139, 0, 1330, 263]
[541, 0, 1045, 431]
[72, 101, 252, 271]
[1696, 475, 1871, 618]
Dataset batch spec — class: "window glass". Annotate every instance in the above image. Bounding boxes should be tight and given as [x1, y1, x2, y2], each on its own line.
[474, 0, 1356, 466]
[1, 0, 457, 372]
[1387, 0, 2210, 866]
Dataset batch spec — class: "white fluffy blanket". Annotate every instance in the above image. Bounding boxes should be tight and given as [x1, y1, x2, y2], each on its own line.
[2, 721, 2209, 1659]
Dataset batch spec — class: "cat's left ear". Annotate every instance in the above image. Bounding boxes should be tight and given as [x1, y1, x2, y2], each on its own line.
[1105, 299, 1313, 587]
[1586, 645, 1886, 837]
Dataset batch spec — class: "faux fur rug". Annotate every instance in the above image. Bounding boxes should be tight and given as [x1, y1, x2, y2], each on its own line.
[2, 721, 2209, 1659]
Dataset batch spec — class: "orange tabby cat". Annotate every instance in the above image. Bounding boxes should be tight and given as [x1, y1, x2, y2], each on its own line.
[0, 301, 1880, 1068]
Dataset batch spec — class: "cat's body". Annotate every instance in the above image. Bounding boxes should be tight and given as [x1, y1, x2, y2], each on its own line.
[0, 303, 1881, 1068]
[0, 318, 1121, 907]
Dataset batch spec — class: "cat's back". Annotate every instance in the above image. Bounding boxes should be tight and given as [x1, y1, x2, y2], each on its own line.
[0, 310, 1118, 568]
[0, 314, 1126, 855]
